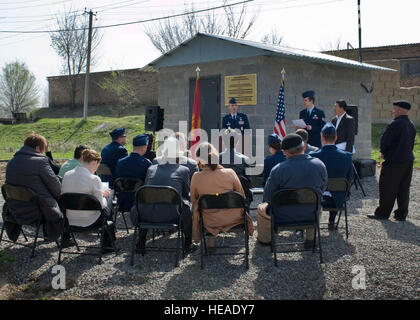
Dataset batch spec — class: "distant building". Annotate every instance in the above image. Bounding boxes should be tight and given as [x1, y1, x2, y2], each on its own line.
[148, 33, 392, 158]
[325, 43, 420, 124]
[47, 66, 158, 109]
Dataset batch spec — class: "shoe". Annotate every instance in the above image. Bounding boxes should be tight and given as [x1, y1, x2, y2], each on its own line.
[295, 230, 303, 237]
[367, 214, 388, 220]
[303, 239, 314, 249]
[184, 243, 198, 255]
[394, 216, 406, 222]
[328, 222, 336, 231]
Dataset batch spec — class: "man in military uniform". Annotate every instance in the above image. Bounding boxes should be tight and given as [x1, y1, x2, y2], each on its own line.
[115, 134, 152, 213]
[368, 100, 417, 221]
[222, 97, 250, 132]
[297, 90, 326, 148]
[101, 128, 128, 185]
[262, 133, 286, 187]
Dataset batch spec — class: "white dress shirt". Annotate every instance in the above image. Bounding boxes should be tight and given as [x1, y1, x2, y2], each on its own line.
[335, 112, 346, 129]
[61, 166, 107, 227]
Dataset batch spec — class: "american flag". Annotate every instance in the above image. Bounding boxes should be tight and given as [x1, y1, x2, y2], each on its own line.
[274, 76, 286, 140]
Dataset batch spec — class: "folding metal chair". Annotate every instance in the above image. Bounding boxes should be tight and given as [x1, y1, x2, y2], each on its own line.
[0, 184, 44, 258]
[321, 178, 350, 239]
[131, 185, 184, 267]
[57, 193, 117, 265]
[113, 178, 143, 233]
[270, 188, 323, 265]
[238, 175, 253, 205]
[198, 191, 249, 269]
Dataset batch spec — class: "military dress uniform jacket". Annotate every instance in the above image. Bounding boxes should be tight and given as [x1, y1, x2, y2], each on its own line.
[222, 113, 250, 131]
[115, 152, 152, 212]
[100, 141, 128, 182]
[309, 145, 353, 208]
[331, 113, 356, 153]
[380, 115, 416, 166]
[299, 107, 326, 148]
[262, 150, 287, 187]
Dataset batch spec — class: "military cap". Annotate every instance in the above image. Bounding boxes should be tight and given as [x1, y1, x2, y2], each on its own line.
[133, 134, 149, 147]
[321, 122, 337, 136]
[281, 133, 303, 151]
[302, 90, 315, 99]
[392, 100, 411, 110]
[109, 127, 126, 139]
[268, 133, 281, 145]
[229, 97, 237, 104]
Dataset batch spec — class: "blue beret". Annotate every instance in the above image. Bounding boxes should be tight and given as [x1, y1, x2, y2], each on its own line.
[229, 97, 237, 104]
[302, 90, 315, 99]
[268, 133, 281, 145]
[281, 134, 303, 150]
[393, 100, 411, 110]
[133, 134, 148, 147]
[109, 128, 126, 139]
[321, 123, 337, 136]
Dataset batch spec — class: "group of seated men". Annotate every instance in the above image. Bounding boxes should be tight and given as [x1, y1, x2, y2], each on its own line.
[1, 121, 353, 255]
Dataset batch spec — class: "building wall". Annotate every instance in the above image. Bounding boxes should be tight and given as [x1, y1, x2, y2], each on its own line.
[47, 68, 158, 108]
[157, 55, 372, 158]
[328, 43, 420, 124]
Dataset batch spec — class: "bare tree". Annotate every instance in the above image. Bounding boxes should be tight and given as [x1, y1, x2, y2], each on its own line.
[0, 61, 39, 117]
[261, 26, 285, 46]
[145, 1, 260, 54]
[50, 9, 101, 108]
[320, 37, 346, 55]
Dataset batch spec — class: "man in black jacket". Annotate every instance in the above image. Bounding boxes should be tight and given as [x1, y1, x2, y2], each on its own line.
[331, 99, 355, 153]
[368, 100, 417, 221]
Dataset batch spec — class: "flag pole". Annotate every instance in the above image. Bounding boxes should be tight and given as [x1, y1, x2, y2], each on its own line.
[281, 68, 286, 79]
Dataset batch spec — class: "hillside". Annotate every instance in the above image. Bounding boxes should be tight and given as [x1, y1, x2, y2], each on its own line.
[0, 115, 145, 160]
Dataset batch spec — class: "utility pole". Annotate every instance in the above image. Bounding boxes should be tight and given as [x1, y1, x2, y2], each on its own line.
[358, 0, 362, 63]
[83, 9, 96, 121]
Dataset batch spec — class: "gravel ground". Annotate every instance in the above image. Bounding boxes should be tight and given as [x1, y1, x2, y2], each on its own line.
[0, 166, 419, 300]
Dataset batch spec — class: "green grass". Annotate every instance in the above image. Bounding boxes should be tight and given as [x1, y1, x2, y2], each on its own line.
[371, 123, 420, 168]
[0, 115, 145, 160]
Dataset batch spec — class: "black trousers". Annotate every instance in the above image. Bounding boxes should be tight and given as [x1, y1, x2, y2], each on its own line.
[374, 161, 413, 219]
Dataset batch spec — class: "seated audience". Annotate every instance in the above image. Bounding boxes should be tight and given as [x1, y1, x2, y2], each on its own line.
[45, 143, 61, 176]
[190, 142, 254, 249]
[258, 134, 327, 247]
[61, 149, 115, 252]
[3, 133, 63, 241]
[58, 144, 89, 178]
[143, 133, 156, 162]
[174, 132, 192, 157]
[130, 137, 195, 254]
[154, 136, 199, 181]
[295, 128, 319, 154]
[309, 123, 354, 230]
[219, 128, 252, 178]
[115, 134, 152, 212]
[262, 134, 286, 187]
[100, 128, 128, 186]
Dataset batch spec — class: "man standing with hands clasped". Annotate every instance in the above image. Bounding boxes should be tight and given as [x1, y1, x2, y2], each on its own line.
[368, 100, 416, 221]
[297, 90, 326, 148]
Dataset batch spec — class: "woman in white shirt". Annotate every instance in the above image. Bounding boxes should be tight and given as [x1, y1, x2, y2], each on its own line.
[61, 149, 115, 250]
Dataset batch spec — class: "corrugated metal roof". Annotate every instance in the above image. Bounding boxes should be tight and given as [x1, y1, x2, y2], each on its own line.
[148, 33, 395, 72]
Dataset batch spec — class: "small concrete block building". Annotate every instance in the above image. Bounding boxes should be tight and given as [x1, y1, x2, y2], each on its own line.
[149, 33, 393, 158]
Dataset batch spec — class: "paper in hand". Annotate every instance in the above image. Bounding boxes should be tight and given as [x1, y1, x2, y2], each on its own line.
[292, 119, 307, 128]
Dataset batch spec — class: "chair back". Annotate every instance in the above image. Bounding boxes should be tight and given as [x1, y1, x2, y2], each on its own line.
[114, 178, 143, 193]
[59, 193, 102, 212]
[270, 188, 320, 226]
[198, 191, 245, 212]
[135, 185, 182, 207]
[326, 178, 349, 193]
[2, 184, 37, 203]
[96, 163, 112, 176]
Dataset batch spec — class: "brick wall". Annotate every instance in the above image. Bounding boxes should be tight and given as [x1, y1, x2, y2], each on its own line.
[48, 68, 158, 108]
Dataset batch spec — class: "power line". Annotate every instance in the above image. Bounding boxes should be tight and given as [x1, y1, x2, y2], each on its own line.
[0, 0, 255, 33]
[0, 0, 72, 11]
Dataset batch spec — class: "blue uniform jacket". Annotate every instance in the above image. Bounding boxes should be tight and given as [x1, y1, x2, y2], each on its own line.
[100, 141, 128, 185]
[380, 115, 416, 166]
[299, 107, 326, 148]
[222, 113, 250, 131]
[309, 145, 353, 208]
[115, 152, 151, 212]
[262, 150, 287, 187]
[263, 154, 327, 224]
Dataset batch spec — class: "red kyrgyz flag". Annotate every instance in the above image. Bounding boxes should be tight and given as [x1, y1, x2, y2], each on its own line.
[190, 74, 201, 150]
